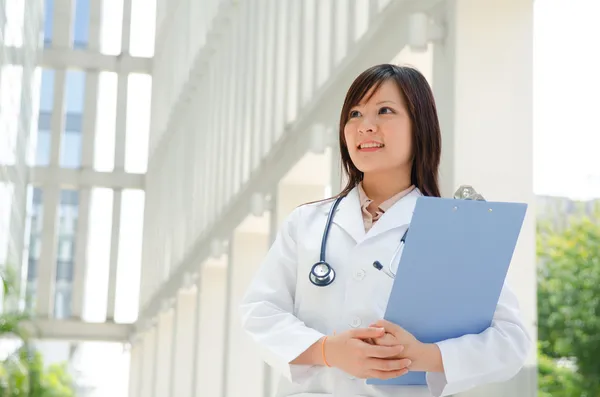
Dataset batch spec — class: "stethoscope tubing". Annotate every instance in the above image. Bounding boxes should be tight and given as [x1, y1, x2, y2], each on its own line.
[309, 195, 407, 286]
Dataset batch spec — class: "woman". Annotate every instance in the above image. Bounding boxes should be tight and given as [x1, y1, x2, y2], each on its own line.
[239, 64, 531, 397]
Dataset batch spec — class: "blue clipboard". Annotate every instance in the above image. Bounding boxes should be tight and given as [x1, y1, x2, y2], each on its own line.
[366, 196, 527, 386]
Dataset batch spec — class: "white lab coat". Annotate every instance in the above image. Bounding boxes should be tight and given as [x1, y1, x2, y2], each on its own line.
[239, 186, 531, 397]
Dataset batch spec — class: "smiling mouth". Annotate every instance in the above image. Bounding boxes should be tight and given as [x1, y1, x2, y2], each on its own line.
[358, 142, 384, 150]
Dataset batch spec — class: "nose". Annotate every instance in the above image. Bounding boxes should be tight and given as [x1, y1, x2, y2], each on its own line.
[358, 116, 377, 134]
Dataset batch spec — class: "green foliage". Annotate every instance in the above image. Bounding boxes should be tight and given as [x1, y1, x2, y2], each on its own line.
[0, 347, 75, 397]
[537, 205, 600, 395]
[0, 266, 76, 396]
[538, 343, 583, 397]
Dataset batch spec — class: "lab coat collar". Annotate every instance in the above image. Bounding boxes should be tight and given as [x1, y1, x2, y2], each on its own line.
[322, 186, 422, 243]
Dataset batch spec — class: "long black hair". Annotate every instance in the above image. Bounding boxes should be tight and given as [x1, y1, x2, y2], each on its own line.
[335, 64, 442, 198]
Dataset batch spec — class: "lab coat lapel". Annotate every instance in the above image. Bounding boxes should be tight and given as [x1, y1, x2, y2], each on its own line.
[327, 187, 365, 243]
[365, 188, 422, 241]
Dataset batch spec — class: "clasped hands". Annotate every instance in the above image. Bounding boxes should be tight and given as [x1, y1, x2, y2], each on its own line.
[323, 320, 442, 380]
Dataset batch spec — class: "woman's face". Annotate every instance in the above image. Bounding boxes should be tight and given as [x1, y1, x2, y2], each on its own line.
[343, 79, 413, 175]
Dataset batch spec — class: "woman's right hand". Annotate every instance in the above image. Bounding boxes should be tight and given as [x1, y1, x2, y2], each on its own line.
[324, 327, 412, 379]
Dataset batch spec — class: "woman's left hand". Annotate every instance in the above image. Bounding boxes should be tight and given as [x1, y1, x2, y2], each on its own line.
[368, 319, 444, 373]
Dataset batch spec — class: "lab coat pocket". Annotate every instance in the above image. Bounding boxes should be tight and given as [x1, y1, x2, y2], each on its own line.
[372, 270, 395, 315]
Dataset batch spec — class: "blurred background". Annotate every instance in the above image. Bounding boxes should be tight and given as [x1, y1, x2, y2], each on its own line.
[0, 0, 599, 396]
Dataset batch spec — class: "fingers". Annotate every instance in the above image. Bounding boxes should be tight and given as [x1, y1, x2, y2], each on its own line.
[363, 343, 405, 358]
[371, 333, 396, 346]
[371, 319, 397, 331]
[349, 327, 385, 339]
[369, 367, 410, 380]
[368, 357, 412, 372]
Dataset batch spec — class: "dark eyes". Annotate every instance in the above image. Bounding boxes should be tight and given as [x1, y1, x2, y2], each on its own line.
[348, 107, 395, 118]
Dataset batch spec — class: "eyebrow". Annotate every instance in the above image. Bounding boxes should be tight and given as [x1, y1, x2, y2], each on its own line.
[376, 100, 397, 105]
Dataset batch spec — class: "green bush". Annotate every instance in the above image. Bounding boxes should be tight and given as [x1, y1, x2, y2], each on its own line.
[538, 343, 583, 397]
[0, 267, 76, 396]
[537, 205, 600, 395]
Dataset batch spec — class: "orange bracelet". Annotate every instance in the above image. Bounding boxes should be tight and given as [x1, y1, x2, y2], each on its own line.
[321, 336, 331, 367]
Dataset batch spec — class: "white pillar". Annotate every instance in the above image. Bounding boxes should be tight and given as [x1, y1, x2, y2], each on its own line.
[170, 290, 196, 397]
[225, 230, 269, 397]
[127, 337, 143, 397]
[139, 326, 157, 397]
[152, 308, 174, 397]
[195, 261, 227, 397]
[432, 1, 536, 396]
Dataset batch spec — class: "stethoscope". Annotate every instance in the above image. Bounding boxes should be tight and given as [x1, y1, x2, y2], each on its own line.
[309, 195, 407, 287]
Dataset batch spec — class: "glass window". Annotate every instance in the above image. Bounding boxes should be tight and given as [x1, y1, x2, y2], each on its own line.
[36, 69, 54, 166]
[53, 190, 79, 318]
[125, 73, 151, 173]
[84, 188, 113, 322]
[94, 72, 118, 171]
[73, 0, 90, 49]
[130, 0, 156, 57]
[61, 71, 85, 168]
[25, 187, 43, 309]
[0, 65, 23, 166]
[43, 0, 54, 47]
[0, 183, 13, 266]
[35, 129, 51, 166]
[4, 0, 25, 47]
[115, 189, 144, 323]
[39, 69, 54, 113]
[100, 0, 124, 55]
[60, 129, 82, 168]
[65, 70, 85, 114]
[54, 281, 72, 319]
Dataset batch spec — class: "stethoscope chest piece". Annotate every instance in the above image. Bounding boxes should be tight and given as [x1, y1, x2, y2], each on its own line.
[309, 261, 335, 287]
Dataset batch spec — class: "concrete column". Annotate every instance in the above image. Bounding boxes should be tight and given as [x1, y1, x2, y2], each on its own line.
[225, 231, 269, 397]
[128, 336, 143, 397]
[189, 283, 202, 397]
[170, 290, 196, 397]
[152, 308, 174, 397]
[195, 261, 227, 397]
[139, 326, 157, 397]
[431, 1, 536, 396]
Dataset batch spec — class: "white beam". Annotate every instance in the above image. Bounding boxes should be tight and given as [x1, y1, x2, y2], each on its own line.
[24, 318, 131, 342]
[138, 0, 443, 327]
[19, 166, 145, 190]
[42, 48, 152, 73]
[4, 46, 152, 74]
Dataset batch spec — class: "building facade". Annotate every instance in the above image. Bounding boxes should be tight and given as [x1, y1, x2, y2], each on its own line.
[2, 0, 153, 395]
[0, 0, 43, 300]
